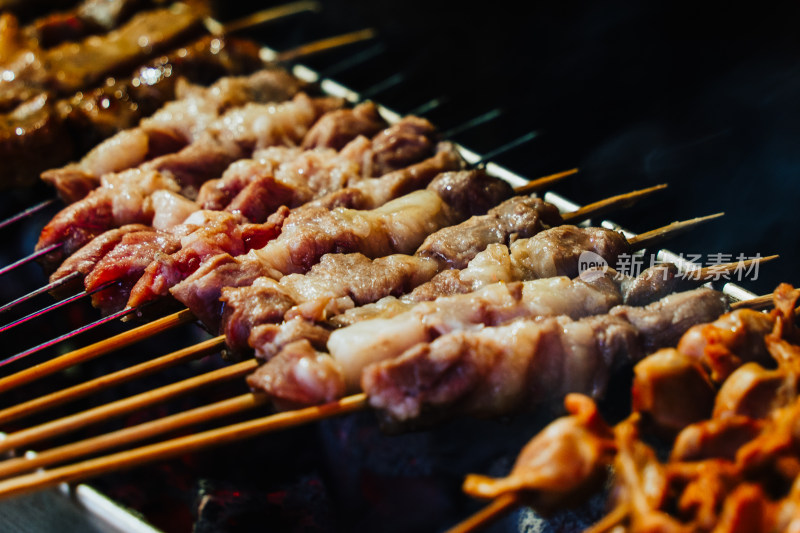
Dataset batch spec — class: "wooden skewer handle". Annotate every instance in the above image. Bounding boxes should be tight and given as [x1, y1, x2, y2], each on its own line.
[0, 393, 269, 479]
[274, 28, 377, 63]
[0, 345, 251, 455]
[627, 212, 724, 250]
[208, 1, 322, 36]
[444, 493, 521, 533]
[562, 184, 667, 224]
[0, 394, 368, 500]
[0, 336, 224, 426]
[513, 168, 578, 195]
[0, 309, 196, 394]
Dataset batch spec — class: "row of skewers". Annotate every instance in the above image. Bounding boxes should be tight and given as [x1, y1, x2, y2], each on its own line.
[0, 1, 782, 531]
[0, 0, 369, 189]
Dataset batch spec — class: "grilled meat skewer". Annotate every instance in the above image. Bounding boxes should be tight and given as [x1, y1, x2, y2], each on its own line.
[364, 287, 727, 424]
[0, 1, 208, 114]
[223, 186, 670, 357]
[1, 35, 268, 190]
[124, 115, 436, 303]
[35, 91, 340, 269]
[251, 255, 728, 408]
[40, 67, 307, 203]
[171, 167, 505, 329]
[222, 193, 564, 355]
[23, 0, 169, 49]
[324, 218, 721, 333]
[42, 112, 435, 312]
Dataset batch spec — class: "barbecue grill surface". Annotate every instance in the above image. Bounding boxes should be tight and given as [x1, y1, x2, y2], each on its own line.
[1, 0, 799, 531]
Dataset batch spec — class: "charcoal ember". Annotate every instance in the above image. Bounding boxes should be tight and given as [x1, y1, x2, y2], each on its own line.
[193, 475, 335, 533]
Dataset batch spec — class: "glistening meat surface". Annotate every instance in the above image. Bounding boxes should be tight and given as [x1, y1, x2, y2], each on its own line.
[167, 156, 474, 329]
[36, 94, 342, 268]
[2, 36, 267, 190]
[223, 195, 564, 357]
[41, 67, 303, 200]
[363, 287, 728, 424]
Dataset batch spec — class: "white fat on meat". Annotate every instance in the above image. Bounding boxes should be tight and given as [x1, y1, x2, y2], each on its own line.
[293, 351, 347, 402]
[213, 94, 318, 150]
[328, 313, 427, 391]
[245, 189, 453, 279]
[327, 276, 620, 391]
[139, 93, 218, 141]
[458, 243, 517, 286]
[150, 190, 199, 231]
[100, 169, 179, 226]
[76, 129, 150, 177]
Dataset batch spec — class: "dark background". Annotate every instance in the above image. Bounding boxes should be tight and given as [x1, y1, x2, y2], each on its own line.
[225, 0, 800, 295]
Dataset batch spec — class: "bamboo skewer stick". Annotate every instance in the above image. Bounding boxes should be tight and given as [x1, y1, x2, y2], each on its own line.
[444, 493, 521, 533]
[0, 280, 117, 335]
[0, 394, 368, 500]
[0, 309, 196, 393]
[268, 29, 377, 64]
[0, 306, 138, 370]
[561, 183, 667, 223]
[0, 199, 57, 232]
[203, 1, 322, 36]
[0, 336, 225, 425]
[0, 393, 270, 479]
[0, 243, 61, 278]
[688, 256, 779, 283]
[626, 213, 724, 249]
[514, 168, 577, 195]
[0, 271, 81, 316]
[0, 354, 253, 455]
[731, 292, 775, 310]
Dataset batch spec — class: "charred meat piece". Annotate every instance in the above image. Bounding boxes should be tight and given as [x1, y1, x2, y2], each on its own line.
[170, 166, 499, 331]
[246, 339, 345, 409]
[510, 224, 628, 280]
[28, 0, 167, 49]
[125, 112, 430, 309]
[318, 273, 625, 395]
[221, 254, 440, 356]
[127, 211, 283, 309]
[198, 114, 437, 217]
[36, 168, 179, 271]
[0, 2, 208, 113]
[242, 169, 511, 279]
[300, 99, 388, 151]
